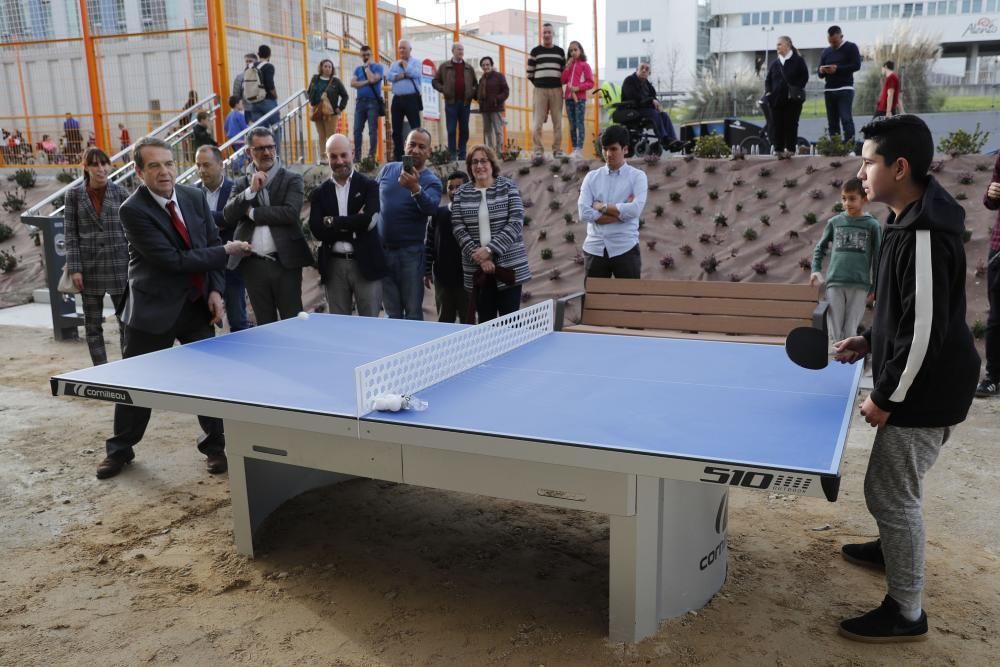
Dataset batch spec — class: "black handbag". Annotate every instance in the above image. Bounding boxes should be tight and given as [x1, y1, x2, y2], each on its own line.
[778, 58, 806, 102]
[368, 81, 386, 117]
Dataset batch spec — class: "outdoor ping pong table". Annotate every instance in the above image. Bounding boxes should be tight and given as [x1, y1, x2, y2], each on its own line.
[51, 301, 862, 642]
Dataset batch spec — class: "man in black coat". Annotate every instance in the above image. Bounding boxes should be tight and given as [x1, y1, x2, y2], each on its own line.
[223, 126, 314, 324]
[308, 134, 386, 317]
[97, 137, 252, 480]
[621, 63, 682, 151]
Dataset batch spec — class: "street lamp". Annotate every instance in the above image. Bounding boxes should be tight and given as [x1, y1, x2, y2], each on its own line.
[761, 25, 775, 76]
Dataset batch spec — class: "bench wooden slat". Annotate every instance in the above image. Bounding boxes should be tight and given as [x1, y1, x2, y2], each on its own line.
[583, 293, 817, 320]
[584, 277, 820, 302]
[563, 324, 788, 345]
[583, 310, 812, 336]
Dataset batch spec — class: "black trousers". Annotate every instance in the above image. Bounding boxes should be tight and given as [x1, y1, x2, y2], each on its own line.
[240, 256, 303, 325]
[105, 298, 224, 459]
[473, 283, 522, 323]
[986, 259, 1000, 381]
[770, 101, 803, 153]
[391, 93, 422, 162]
[584, 244, 641, 279]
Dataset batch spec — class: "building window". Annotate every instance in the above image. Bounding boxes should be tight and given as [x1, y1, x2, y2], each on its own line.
[804, 9, 812, 21]
[617, 57, 628, 69]
[961, 0, 971, 10]
[629, 56, 639, 69]
[140, 0, 168, 31]
[640, 55, 650, 64]
[761, 12, 769, 24]
[793, 9, 803, 21]
[618, 20, 627, 33]
[742, 13, 750, 26]
[641, 18, 651, 31]
[629, 19, 639, 31]
[892, 3, 901, 15]
[773, 10, 782, 23]
[915, 2, 925, 14]
[751, 12, 760, 25]
[859, 6, 868, 17]
[784, 10, 793, 22]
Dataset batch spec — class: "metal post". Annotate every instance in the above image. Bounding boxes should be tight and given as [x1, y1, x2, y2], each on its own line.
[592, 0, 600, 156]
[78, 0, 107, 151]
[454, 0, 460, 41]
[300, 0, 313, 162]
[206, 0, 226, 141]
[14, 46, 33, 146]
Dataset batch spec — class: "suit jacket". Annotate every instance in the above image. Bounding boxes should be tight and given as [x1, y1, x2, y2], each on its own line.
[63, 181, 130, 296]
[118, 184, 227, 334]
[198, 178, 234, 242]
[308, 172, 386, 283]
[222, 166, 313, 270]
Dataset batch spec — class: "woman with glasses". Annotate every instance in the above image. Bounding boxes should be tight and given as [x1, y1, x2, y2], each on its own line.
[561, 41, 594, 159]
[308, 59, 349, 163]
[450, 145, 531, 322]
[63, 147, 130, 365]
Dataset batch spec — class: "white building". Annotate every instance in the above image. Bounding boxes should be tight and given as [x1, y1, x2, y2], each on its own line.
[710, 0, 1000, 86]
[603, 0, 712, 96]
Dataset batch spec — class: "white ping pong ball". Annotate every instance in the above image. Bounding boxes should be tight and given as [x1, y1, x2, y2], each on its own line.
[297, 311, 309, 320]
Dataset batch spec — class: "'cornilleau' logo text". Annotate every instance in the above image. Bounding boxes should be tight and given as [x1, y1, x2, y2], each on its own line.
[65, 383, 133, 404]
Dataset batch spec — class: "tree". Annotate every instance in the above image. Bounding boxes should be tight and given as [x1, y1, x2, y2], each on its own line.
[663, 46, 683, 108]
[854, 24, 945, 115]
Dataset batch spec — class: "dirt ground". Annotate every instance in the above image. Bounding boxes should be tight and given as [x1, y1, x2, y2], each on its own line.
[1, 321, 998, 667]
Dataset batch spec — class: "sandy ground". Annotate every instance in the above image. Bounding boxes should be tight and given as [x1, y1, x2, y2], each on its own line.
[1, 322, 998, 666]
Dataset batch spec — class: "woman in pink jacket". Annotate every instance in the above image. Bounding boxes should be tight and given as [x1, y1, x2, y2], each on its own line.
[561, 41, 594, 159]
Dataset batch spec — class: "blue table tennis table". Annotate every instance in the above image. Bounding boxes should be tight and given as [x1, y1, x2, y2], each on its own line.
[51, 301, 861, 642]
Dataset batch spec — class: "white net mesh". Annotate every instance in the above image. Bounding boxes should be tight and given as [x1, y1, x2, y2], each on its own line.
[355, 300, 554, 417]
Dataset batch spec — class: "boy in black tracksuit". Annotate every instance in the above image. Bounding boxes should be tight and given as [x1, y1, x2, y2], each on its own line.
[833, 115, 980, 643]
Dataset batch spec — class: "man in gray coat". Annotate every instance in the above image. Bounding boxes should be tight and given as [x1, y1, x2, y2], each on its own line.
[223, 126, 314, 324]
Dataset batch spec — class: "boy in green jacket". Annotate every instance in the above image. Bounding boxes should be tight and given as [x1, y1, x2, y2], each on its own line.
[810, 177, 881, 342]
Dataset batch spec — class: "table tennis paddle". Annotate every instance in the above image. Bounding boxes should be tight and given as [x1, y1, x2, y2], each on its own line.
[785, 326, 829, 370]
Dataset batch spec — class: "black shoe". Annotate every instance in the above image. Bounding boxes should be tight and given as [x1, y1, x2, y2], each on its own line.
[839, 595, 928, 643]
[841, 538, 885, 571]
[96, 452, 134, 480]
[975, 378, 999, 398]
[206, 452, 228, 475]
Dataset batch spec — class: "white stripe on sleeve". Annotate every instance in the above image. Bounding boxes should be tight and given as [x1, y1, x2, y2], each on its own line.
[889, 229, 933, 403]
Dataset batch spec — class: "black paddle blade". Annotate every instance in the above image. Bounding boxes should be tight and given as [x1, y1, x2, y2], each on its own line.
[785, 326, 829, 370]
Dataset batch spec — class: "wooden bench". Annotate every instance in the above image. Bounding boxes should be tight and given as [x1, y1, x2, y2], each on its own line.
[554, 278, 828, 344]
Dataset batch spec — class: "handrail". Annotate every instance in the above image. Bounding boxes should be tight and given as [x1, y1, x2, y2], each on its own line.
[22, 95, 221, 218]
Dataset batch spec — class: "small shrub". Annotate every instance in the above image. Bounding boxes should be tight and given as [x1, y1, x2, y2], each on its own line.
[576, 162, 590, 174]
[549, 268, 561, 280]
[975, 163, 990, 172]
[962, 229, 972, 243]
[957, 172, 975, 185]
[654, 205, 665, 218]
[429, 145, 452, 166]
[972, 320, 986, 339]
[829, 160, 843, 169]
[523, 198, 534, 208]
[929, 160, 943, 173]
[698, 233, 712, 244]
[693, 134, 730, 159]
[660, 255, 675, 269]
[549, 164, 562, 174]
[540, 247, 553, 259]
[563, 212, 574, 224]
[686, 178, 700, 188]
[638, 218, 646, 228]
[538, 230, 547, 240]
[531, 154, 546, 167]
[766, 242, 784, 256]
[693, 204, 703, 215]
[663, 164, 677, 177]
[669, 191, 682, 203]
[832, 202, 844, 213]
[742, 227, 758, 242]
[974, 260, 986, 278]
[788, 230, 800, 239]
[798, 257, 812, 271]
[729, 272, 742, 282]
[563, 231, 575, 243]
[733, 176, 746, 187]
[0, 223, 13, 243]
[755, 188, 768, 200]
[955, 192, 968, 201]
[758, 167, 773, 178]
[816, 133, 852, 157]
[521, 290, 533, 302]
[560, 155, 571, 165]
[783, 178, 798, 188]
[778, 200, 788, 213]
[518, 166, 531, 176]
[708, 189, 719, 200]
[14, 168, 36, 189]
[700, 255, 719, 274]
[684, 154, 695, 163]
[759, 214, 771, 226]
[56, 169, 78, 184]
[546, 184, 555, 192]
[735, 202, 743, 212]
[523, 215, 532, 227]
[714, 213, 728, 227]
[357, 155, 379, 173]
[937, 123, 989, 156]
[2, 188, 27, 213]
[830, 178, 844, 188]
[805, 165, 818, 175]
[751, 262, 768, 275]
[0, 247, 18, 273]
[803, 212, 818, 225]
[704, 164, 718, 175]
[548, 200, 561, 211]
[673, 218, 685, 229]
[810, 189, 824, 200]
[644, 154, 661, 166]
[499, 140, 522, 162]
[646, 240, 657, 250]
[573, 253, 585, 265]
[679, 244, 694, 256]
[648, 182, 661, 191]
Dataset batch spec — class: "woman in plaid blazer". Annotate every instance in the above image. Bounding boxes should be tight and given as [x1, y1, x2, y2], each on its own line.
[64, 148, 131, 365]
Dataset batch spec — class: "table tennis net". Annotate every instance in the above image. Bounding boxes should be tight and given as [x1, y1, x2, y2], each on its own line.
[354, 299, 554, 416]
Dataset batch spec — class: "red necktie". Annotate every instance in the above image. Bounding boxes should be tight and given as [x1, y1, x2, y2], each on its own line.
[165, 200, 204, 298]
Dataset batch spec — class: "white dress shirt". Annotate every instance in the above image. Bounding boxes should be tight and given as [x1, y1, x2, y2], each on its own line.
[333, 172, 354, 254]
[149, 189, 186, 229]
[475, 187, 491, 247]
[242, 162, 279, 256]
[204, 181, 224, 212]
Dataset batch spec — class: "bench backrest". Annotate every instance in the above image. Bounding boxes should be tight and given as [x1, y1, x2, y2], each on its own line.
[581, 278, 821, 336]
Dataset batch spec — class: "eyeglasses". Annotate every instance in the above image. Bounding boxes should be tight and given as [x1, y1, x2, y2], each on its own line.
[251, 145, 276, 153]
[469, 158, 490, 166]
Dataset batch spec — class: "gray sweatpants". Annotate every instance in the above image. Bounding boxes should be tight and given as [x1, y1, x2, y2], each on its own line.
[864, 424, 951, 614]
[826, 285, 868, 341]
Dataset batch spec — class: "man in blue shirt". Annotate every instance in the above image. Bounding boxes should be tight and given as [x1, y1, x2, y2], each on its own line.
[224, 95, 249, 173]
[376, 128, 442, 319]
[818, 26, 862, 147]
[577, 125, 648, 278]
[351, 45, 384, 161]
[386, 39, 424, 162]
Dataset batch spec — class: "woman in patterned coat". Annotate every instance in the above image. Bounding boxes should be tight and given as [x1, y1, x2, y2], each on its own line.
[63, 147, 130, 365]
[451, 144, 531, 322]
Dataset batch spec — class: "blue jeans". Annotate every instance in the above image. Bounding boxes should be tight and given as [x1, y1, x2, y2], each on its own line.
[224, 268, 249, 331]
[565, 98, 586, 150]
[824, 89, 856, 142]
[353, 96, 379, 158]
[247, 97, 281, 155]
[382, 244, 425, 320]
[444, 103, 471, 159]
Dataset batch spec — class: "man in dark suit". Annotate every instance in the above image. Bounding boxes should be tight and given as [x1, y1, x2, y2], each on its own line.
[97, 137, 252, 480]
[196, 145, 248, 331]
[308, 134, 385, 316]
[223, 126, 313, 324]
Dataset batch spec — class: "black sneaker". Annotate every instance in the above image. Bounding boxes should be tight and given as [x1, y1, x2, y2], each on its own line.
[975, 378, 999, 398]
[839, 595, 928, 643]
[841, 538, 885, 571]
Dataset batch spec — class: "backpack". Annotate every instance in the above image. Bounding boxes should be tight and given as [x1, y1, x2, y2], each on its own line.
[242, 65, 265, 104]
